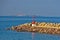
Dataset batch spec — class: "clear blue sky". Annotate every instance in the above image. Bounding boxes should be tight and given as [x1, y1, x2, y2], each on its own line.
[0, 0, 60, 16]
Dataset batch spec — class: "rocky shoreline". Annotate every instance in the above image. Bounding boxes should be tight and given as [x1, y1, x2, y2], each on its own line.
[7, 22, 60, 35]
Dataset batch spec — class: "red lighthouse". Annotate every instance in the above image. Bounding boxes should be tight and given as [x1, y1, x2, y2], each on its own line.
[32, 16, 36, 26]
[32, 21, 35, 24]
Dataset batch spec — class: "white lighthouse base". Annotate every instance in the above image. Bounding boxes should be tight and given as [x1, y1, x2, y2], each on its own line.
[32, 24, 36, 26]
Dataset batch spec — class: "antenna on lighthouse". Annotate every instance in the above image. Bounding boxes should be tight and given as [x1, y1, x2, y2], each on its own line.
[32, 16, 35, 22]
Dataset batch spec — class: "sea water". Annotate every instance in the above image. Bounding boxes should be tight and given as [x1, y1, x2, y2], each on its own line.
[0, 16, 60, 40]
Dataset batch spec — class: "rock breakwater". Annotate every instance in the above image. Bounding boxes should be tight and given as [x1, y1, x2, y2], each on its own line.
[7, 22, 60, 35]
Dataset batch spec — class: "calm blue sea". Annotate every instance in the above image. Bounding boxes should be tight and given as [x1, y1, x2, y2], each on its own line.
[0, 16, 60, 40]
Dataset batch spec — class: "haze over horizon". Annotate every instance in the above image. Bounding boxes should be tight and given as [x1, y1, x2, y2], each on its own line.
[0, 0, 60, 17]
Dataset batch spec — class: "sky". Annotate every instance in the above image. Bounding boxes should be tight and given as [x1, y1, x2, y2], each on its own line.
[0, 0, 60, 17]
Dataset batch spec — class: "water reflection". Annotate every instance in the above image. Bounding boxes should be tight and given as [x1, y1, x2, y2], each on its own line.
[32, 32, 35, 40]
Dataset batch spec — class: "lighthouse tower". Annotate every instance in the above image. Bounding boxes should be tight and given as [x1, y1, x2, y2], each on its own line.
[32, 21, 36, 26]
[32, 16, 36, 26]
